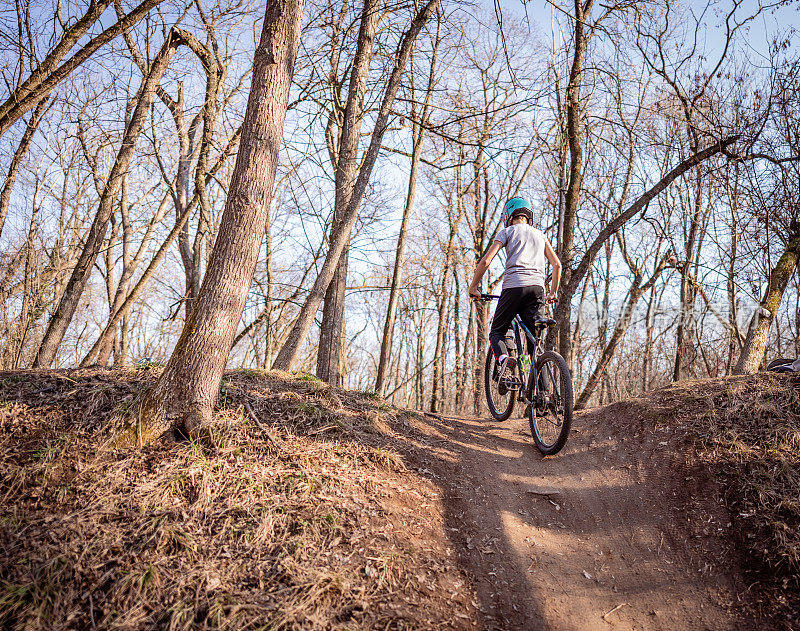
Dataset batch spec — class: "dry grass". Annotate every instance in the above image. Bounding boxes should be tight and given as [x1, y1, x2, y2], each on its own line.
[638, 372, 800, 620]
[0, 368, 475, 630]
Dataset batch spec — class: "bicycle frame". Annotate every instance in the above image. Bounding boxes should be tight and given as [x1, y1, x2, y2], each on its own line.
[480, 292, 556, 406]
[510, 315, 548, 406]
[480, 292, 572, 454]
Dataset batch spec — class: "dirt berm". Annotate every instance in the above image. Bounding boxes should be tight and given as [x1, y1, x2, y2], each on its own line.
[1, 369, 798, 629]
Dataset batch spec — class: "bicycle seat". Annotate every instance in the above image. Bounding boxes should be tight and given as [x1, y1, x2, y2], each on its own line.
[534, 315, 556, 328]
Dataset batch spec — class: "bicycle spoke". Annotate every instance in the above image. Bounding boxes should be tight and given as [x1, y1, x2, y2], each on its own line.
[485, 348, 516, 421]
[528, 352, 573, 454]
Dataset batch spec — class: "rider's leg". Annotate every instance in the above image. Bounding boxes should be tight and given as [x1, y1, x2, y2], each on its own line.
[488, 287, 523, 359]
[518, 287, 546, 391]
[517, 285, 545, 342]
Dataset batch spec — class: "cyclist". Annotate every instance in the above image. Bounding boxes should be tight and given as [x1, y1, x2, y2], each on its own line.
[468, 197, 562, 378]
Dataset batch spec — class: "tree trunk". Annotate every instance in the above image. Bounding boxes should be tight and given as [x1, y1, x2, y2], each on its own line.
[8, 182, 42, 368]
[414, 318, 425, 410]
[430, 195, 462, 413]
[642, 283, 658, 390]
[317, 239, 350, 385]
[375, 123, 421, 395]
[570, 274, 590, 386]
[673, 171, 704, 381]
[112, 0, 305, 446]
[452, 265, 463, 412]
[34, 30, 185, 368]
[576, 282, 643, 409]
[0, 99, 49, 240]
[315, 0, 381, 385]
[463, 297, 475, 411]
[734, 235, 800, 375]
[375, 15, 441, 395]
[114, 168, 133, 366]
[556, 0, 595, 368]
[473, 301, 487, 415]
[96, 113, 132, 367]
[430, 273, 450, 413]
[374, 170, 413, 394]
[262, 214, 275, 368]
[272, 0, 441, 372]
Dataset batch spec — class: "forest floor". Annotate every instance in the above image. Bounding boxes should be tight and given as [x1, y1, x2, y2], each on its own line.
[400, 372, 800, 630]
[1, 369, 798, 629]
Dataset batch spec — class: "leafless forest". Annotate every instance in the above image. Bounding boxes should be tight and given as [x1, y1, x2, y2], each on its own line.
[2, 0, 799, 415]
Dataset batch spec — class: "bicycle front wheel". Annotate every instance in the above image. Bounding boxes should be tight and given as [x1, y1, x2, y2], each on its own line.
[484, 347, 516, 421]
[527, 351, 573, 455]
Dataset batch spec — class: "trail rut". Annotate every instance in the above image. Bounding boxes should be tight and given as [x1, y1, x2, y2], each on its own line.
[401, 410, 752, 630]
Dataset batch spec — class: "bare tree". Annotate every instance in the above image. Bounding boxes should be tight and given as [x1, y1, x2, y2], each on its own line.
[376, 14, 442, 395]
[315, 0, 382, 386]
[34, 29, 189, 368]
[0, 0, 163, 139]
[114, 0, 306, 446]
[575, 230, 669, 408]
[735, 60, 800, 373]
[0, 99, 50, 239]
[272, 0, 441, 374]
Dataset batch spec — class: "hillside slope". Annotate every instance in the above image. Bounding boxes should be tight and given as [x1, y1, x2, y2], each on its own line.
[621, 373, 800, 623]
[397, 372, 798, 629]
[1, 369, 798, 629]
[0, 369, 478, 630]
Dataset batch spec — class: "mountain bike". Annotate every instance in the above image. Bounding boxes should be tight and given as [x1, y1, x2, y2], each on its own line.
[479, 293, 574, 455]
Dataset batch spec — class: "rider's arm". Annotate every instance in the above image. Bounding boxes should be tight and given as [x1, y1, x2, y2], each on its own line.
[468, 240, 503, 298]
[544, 239, 562, 303]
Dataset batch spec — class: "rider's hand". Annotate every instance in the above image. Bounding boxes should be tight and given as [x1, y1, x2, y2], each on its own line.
[546, 291, 558, 304]
[469, 287, 481, 300]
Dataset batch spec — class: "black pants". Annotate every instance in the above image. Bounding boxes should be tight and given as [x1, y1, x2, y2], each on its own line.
[489, 285, 544, 359]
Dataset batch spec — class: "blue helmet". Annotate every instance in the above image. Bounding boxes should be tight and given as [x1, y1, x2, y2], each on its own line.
[503, 197, 533, 227]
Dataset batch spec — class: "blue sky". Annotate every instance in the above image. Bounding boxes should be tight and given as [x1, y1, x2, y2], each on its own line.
[483, 0, 800, 58]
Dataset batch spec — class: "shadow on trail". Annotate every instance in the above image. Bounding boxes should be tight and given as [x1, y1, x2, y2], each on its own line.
[396, 412, 550, 628]
[217, 373, 746, 629]
[382, 409, 746, 630]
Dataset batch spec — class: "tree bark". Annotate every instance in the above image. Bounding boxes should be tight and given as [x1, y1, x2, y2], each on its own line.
[317, 240, 351, 384]
[112, 0, 305, 447]
[316, 0, 381, 386]
[469, 151, 486, 416]
[734, 235, 800, 375]
[272, 0, 441, 372]
[452, 265, 463, 412]
[556, 0, 595, 368]
[430, 194, 462, 413]
[463, 296, 475, 411]
[34, 29, 185, 368]
[414, 315, 425, 410]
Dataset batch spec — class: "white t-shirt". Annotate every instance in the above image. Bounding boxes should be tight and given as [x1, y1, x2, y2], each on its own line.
[494, 224, 548, 289]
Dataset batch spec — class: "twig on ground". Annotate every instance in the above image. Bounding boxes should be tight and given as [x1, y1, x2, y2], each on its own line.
[244, 401, 282, 449]
[602, 603, 627, 621]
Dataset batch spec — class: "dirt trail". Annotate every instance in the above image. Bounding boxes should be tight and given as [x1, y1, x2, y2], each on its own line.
[402, 410, 750, 630]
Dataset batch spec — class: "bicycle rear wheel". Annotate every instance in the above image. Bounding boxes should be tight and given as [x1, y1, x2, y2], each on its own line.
[484, 347, 516, 421]
[527, 350, 573, 455]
